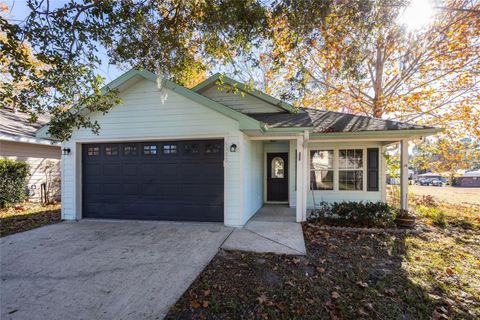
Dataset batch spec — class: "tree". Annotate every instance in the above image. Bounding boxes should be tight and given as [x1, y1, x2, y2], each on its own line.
[1, 0, 267, 139]
[411, 136, 480, 182]
[255, 0, 479, 173]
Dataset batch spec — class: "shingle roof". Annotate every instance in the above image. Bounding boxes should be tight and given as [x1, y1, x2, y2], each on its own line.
[248, 108, 434, 133]
[0, 107, 50, 139]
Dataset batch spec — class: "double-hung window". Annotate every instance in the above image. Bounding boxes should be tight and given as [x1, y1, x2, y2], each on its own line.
[310, 150, 334, 190]
[338, 149, 364, 190]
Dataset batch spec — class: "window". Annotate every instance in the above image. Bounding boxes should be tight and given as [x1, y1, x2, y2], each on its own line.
[339, 149, 363, 190]
[163, 144, 177, 154]
[310, 150, 334, 190]
[143, 145, 157, 155]
[87, 146, 99, 156]
[271, 157, 284, 178]
[184, 143, 199, 154]
[205, 143, 221, 154]
[105, 146, 119, 156]
[123, 145, 137, 156]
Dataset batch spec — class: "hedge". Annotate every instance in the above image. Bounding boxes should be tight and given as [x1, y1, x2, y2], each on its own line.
[0, 159, 29, 208]
[307, 201, 397, 228]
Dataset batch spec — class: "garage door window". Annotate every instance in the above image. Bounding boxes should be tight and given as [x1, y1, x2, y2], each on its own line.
[105, 146, 119, 156]
[123, 145, 137, 156]
[87, 146, 100, 156]
[163, 144, 177, 154]
[206, 143, 221, 154]
[143, 145, 157, 155]
[184, 143, 199, 154]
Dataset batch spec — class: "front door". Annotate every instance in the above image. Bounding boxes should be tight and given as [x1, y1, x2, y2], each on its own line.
[267, 153, 288, 202]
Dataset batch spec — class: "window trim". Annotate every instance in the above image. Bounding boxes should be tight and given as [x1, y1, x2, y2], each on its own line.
[309, 147, 368, 192]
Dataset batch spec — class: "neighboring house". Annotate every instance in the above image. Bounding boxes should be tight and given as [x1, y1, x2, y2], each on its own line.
[37, 69, 441, 226]
[456, 170, 480, 187]
[1, 107, 61, 202]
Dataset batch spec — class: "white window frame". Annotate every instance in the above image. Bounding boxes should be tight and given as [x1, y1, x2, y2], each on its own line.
[308, 147, 367, 192]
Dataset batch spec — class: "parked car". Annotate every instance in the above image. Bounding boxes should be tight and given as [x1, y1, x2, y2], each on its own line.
[418, 178, 430, 186]
[430, 179, 443, 186]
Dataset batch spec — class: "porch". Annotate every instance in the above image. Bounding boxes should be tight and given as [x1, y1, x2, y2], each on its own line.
[241, 134, 412, 226]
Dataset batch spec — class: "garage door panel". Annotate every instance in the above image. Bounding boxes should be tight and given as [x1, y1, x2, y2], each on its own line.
[82, 140, 224, 221]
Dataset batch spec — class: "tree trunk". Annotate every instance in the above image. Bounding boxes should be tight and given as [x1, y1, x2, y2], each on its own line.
[372, 43, 385, 118]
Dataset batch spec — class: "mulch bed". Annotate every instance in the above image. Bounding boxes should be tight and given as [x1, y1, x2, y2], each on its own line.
[165, 221, 479, 320]
[0, 204, 61, 237]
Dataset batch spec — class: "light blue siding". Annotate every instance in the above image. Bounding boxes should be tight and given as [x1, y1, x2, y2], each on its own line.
[240, 135, 264, 224]
[61, 78, 243, 226]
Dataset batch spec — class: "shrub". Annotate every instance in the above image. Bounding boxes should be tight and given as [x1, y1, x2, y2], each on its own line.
[0, 159, 29, 208]
[416, 205, 447, 228]
[308, 201, 396, 228]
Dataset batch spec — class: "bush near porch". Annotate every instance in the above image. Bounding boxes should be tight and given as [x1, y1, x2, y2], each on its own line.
[308, 201, 397, 228]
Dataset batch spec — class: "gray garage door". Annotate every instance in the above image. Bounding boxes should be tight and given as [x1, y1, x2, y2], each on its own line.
[82, 139, 224, 222]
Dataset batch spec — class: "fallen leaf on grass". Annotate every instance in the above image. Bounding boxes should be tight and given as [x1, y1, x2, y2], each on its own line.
[357, 307, 369, 316]
[384, 288, 396, 296]
[190, 300, 201, 309]
[316, 267, 325, 273]
[432, 310, 448, 320]
[445, 267, 455, 276]
[203, 289, 210, 296]
[356, 281, 369, 288]
[202, 301, 209, 308]
[292, 258, 301, 264]
[331, 291, 340, 299]
[257, 294, 268, 304]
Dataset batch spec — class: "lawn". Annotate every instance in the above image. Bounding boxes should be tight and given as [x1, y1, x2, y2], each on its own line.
[0, 203, 62, 237]
[166, 200, 479, 319]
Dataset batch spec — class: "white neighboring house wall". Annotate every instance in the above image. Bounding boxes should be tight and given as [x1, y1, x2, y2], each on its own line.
[0, 140, 61, 202]
[60, 78, 247, 226]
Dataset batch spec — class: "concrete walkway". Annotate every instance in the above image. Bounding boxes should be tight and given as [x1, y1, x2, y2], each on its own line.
[222, 206, 306, 255]
[1, 220, 232, 320]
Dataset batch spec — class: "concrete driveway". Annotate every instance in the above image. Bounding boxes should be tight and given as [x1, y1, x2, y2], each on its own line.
[1, 220, 232, 320]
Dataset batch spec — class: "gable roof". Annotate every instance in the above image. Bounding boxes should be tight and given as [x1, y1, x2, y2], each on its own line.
[193, 73, 296, 113]
[36, 69, 263, 139]
[36, 69, 441, 140]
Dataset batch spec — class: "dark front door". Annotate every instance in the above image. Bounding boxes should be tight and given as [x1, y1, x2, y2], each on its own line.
[82, 139, 224, 222]
[267, 153, 288, 202]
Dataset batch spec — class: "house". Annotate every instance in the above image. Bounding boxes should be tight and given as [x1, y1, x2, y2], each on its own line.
[456, 170, 480, 187]
[1, 107, 61, 202]
[37, 69, 441, 226]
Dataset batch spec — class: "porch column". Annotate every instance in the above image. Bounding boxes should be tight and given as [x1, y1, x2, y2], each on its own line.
[301, 130, 309, 221]
[296, 135, 304, 222]
[400, 139, 409, 211]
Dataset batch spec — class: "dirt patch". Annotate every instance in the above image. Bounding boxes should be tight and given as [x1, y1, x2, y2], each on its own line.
[165, 222, 479, 320]
[0, 203, 61, 237]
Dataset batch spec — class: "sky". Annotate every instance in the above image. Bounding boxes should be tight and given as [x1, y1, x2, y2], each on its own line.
[5, 0, 125, 82]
